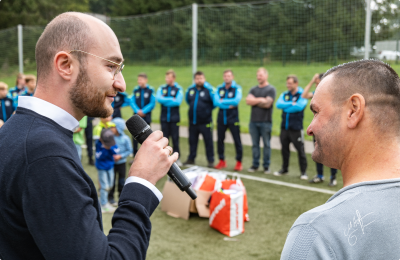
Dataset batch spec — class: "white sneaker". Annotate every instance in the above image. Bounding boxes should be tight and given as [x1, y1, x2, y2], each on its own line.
[300, 174, 308, 180]
[101, 203, 116, 214]
[176, 159, 183, 167]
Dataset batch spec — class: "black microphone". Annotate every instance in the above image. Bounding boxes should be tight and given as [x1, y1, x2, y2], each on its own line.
[126, 115, 197, 200]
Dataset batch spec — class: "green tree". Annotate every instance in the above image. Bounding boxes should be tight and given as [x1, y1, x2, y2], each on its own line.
[0, 0, 90, 30]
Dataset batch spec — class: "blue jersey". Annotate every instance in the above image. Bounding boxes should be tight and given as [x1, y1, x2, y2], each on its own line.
[8, 86, 27, 108]
[130, 85, 155, 124]
[0, 97, 15, 122]
[156, 83, 183, 123]
[276, 87, 307, 131]
[213, 80, 242, 125]
[185, 82, 215, 125]
[112, 92, 130, 118]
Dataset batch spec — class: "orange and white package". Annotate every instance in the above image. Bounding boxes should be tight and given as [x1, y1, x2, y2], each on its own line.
[209, 190, 244, 237]
[192, 172, 220, 192]
[221, 176, 249, 222]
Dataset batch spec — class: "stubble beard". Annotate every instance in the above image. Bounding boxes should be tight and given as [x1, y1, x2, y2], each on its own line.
[311, 113, 341, 169]
[69, 67, 114, 118]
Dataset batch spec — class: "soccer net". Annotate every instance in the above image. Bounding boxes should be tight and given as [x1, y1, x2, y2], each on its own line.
[0, 0, 399, 76]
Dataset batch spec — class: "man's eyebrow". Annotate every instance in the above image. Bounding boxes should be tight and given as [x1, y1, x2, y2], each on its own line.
[106, 56, 124, 64]
[310, 103, 316, 113]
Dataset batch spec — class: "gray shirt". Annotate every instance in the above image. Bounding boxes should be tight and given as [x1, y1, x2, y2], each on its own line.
[249, 84, 276, 122]
[281, 178, 400, 259]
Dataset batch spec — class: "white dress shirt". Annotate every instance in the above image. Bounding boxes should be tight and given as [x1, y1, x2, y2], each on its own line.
[18, 96, 163, 201]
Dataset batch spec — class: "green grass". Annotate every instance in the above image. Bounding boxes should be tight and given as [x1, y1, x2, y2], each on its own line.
[4, 63, 400, 140]
[82, 137, 340, 259]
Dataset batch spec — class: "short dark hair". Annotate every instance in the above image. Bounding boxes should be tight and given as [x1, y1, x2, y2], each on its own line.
[287, 75, 298, 83]
[323, 59, 400, 133]
[319, 73, 324, 80]
[194, 71, 204, 78]
[35, 13, 94, 82]
[138, 73, 147, 79]
[223, 69, 233, 75]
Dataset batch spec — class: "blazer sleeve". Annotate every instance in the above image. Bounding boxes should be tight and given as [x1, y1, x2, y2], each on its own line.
[23, 156, 159, 260]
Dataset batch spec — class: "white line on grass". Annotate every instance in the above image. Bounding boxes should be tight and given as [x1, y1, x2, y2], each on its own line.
[185, 165, 336, 195]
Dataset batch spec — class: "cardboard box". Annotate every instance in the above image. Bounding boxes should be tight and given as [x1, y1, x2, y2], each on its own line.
[161, 179, 213, 220]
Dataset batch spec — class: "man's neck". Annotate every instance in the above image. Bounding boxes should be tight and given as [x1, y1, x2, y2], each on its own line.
[258, 81, 268, 88]
[225, 82, 232, 89]
[340, 135, 400, 187]
[17, 85, 25, 90]
[290, 87, 298, 95]
[167, 83, 174, 87]
[140, 84, 147, 88]
[34, 83, 84, 121]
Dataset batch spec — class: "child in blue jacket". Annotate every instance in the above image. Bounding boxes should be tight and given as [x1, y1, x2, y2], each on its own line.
[108, 118, 133, 206]
[95, 128, 119, 213]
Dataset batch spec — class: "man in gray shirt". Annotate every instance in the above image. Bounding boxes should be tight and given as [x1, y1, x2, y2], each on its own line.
[281, 60, 400, 259]
[245, 67, 276, 174]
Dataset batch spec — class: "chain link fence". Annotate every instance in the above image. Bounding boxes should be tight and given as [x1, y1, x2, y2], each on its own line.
[0, 0, 398, 76]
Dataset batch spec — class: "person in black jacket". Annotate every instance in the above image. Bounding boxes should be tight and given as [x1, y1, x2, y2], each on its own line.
[183, 71, 215, 167]
[0, 12, 178, 260]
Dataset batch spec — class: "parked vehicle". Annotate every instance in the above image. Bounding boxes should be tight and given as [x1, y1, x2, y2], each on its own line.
[378, 50, 400, 61]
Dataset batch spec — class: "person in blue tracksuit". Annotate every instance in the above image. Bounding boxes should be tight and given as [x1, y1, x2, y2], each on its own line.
[8, 73, 26, 108]
[130, 73, 156, 155]
[213, 70, 243, 171]
[184, 71, 215, 168]
[274, 75, 308, 180]
[112, 92, 130, 118]
[18, 74, 36, 99]
[156, 69, 183, 165]
[0, 82, 15, 123]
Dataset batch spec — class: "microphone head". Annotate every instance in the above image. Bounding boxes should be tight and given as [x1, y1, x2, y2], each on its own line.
[126, 114, 148, 136]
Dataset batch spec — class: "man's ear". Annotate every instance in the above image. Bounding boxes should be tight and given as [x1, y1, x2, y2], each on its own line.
[346, 94, 365, 129]
[53, 51, 75, 81]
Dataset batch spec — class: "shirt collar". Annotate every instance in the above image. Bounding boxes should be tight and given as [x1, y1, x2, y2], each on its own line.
[18, 96, 80, 132]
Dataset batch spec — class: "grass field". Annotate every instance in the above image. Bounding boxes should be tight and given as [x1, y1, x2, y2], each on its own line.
[81, 136, 340, 259]
[5, 62, 400, 140]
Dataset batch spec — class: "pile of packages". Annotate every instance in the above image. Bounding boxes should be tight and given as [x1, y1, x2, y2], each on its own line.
[161, 166, 249, 237]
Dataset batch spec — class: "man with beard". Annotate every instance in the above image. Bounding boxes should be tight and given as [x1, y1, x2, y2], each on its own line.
[0, 12, 178, 259]
[183, 71, 215, 168]
[281, 60, 400, 259]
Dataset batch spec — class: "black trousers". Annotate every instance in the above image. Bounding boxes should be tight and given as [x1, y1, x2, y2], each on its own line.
[85, 117, 94, 160]
[188, 123, 214, 163]
[280, 129, 307, 173]
[217, 123, 242, 161]
[161, 122, 180, 155]
[108, 163, 126, 201]
[313, 137, 337, 179]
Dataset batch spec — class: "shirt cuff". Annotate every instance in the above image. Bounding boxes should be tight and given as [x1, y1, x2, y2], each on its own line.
[124, 176, 163, 202]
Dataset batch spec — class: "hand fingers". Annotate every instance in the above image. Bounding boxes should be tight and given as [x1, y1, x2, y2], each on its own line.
[163, 146, 173, 156]
[168, 152, 179, 164]
[145, 130, 163, 142]
[157, 137, 169, 149]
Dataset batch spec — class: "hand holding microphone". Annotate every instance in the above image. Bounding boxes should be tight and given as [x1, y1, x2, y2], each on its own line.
[126, 115, 197, 200]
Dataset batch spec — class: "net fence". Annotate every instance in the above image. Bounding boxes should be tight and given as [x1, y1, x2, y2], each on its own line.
[0, 0, 399, 75]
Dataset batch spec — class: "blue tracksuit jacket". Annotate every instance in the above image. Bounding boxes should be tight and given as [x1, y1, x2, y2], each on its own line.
[0, 96, 15, 122]
[185, 82, 215, 125]
[112, 92, 130, 118]
[213, 80, 242, 125]
[156, 83, 183, 123]
[130, 85, 155, 124]
[276, 87, 307, 131]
